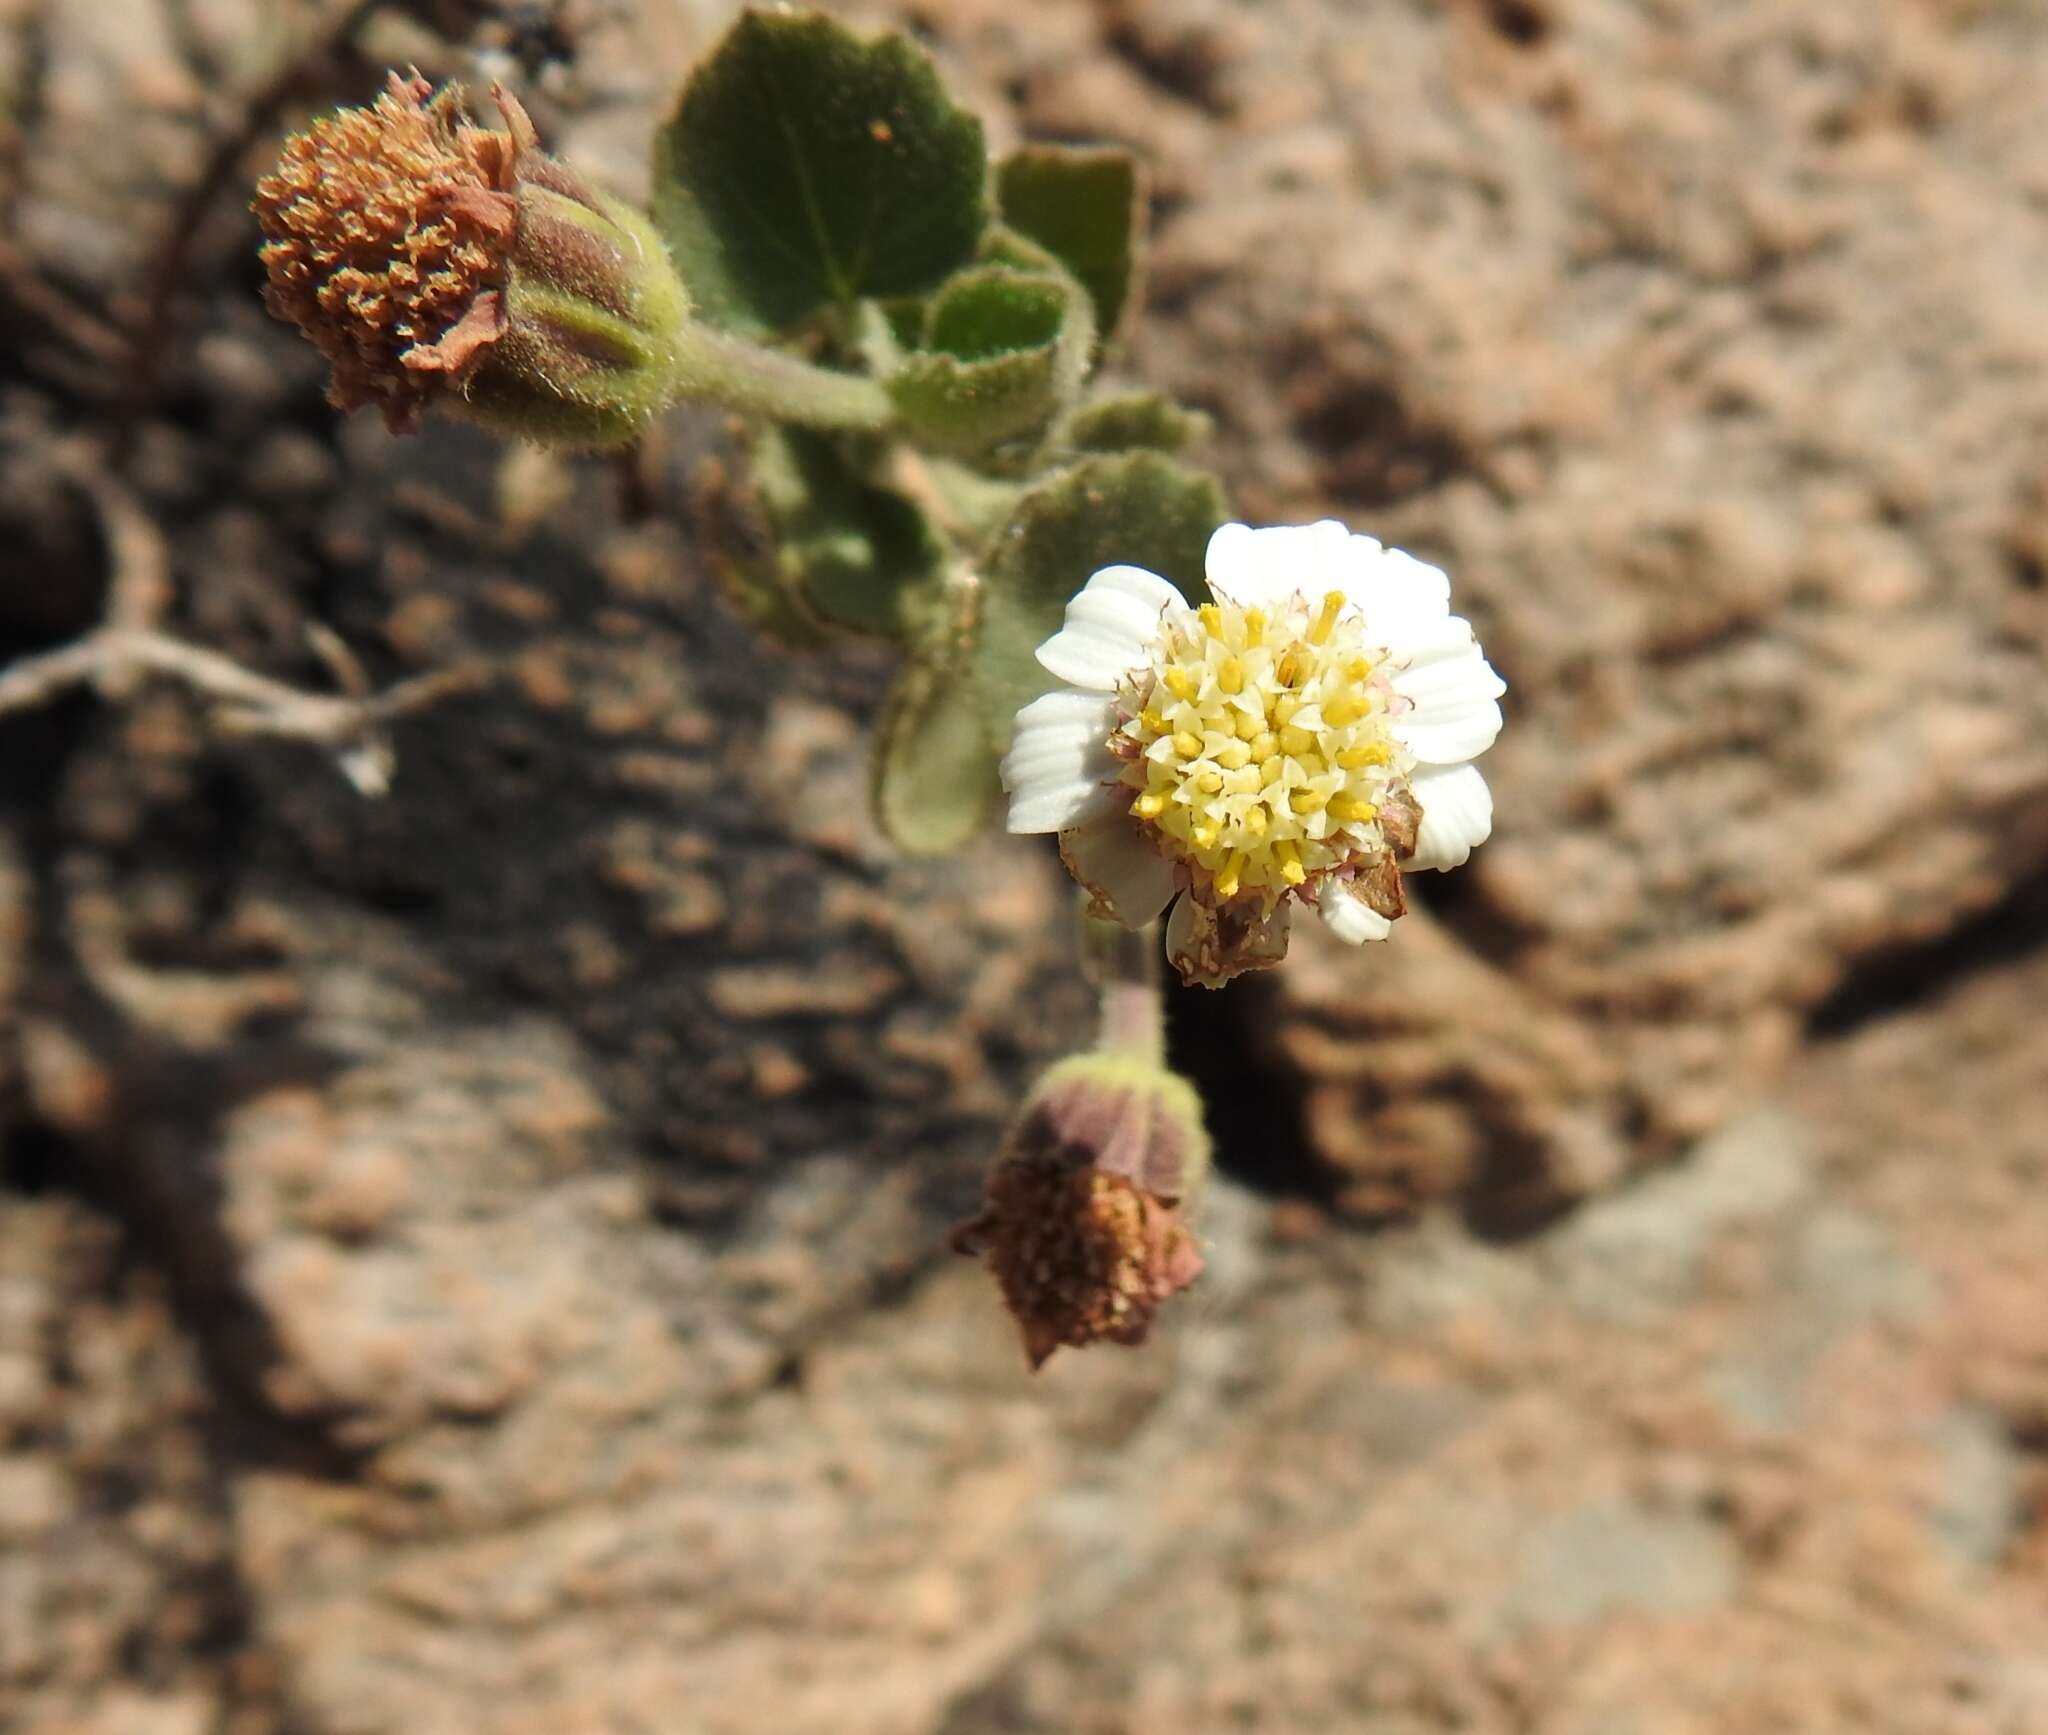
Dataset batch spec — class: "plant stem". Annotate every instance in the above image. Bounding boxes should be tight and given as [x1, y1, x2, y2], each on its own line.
[1078, 892, 1167, 1068]
[669, 324, 894, 430]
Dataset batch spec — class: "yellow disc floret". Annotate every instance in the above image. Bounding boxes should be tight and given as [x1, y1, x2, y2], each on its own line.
[1113, 589, 1412, 905]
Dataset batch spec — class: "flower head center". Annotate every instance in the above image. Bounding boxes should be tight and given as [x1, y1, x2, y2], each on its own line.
[1115, 590, 1411, 903]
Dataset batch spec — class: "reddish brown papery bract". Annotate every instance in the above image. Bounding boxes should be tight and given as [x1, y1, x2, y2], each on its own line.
[957, 1157, 1205, 1371]
[952, 1057, 1210, 1369]
[252, 72, 525, 432]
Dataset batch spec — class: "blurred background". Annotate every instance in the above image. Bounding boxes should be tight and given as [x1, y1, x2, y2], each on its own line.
[3, 0, 2047, 1730]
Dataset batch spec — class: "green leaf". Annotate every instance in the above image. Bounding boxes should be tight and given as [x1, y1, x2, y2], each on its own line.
[687, 445, 832, 649]
[976, 223, 1065, 276]
[1061, 391, 1213, 455]
[886, 266, 1093, 455]
[873, 585, 1000, 854]
[920, 457, 1025, 543]
[926, 266, 1068, 357]
[995, 147, 1144, 348]
[730, 424, 947, 639]
[652, 10, 990, 335]
[873, 296, 928, 356]
[973, 453, 1228, 752]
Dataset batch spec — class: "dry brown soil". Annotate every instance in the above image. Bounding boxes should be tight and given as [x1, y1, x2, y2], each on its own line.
[2, 1, 2046, 1731]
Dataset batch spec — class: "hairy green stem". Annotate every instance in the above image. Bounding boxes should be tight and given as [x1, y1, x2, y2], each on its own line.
[669, 324, 894, 430]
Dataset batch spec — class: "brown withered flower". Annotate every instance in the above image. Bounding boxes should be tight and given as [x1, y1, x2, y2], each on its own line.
[953, 1054, 1210, 1370]
[254, 72, 690, 446]
[253, 72, 526, 433]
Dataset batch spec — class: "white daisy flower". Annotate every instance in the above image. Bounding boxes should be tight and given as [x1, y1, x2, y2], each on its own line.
[1001, 520, 1506, 987]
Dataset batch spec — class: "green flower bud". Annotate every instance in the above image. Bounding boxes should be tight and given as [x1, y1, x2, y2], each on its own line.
[953, 1052, 1211, 1370]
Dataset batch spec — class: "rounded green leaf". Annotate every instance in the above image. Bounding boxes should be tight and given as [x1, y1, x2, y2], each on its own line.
[995, 147, 1145, 348]
[873, 587, 1001, 855]
[730, 425, 948, 640]
[687, 446, 832, 649]
[1061, 391, 1214, 456]
[652, 10, 990, 335]
[886, 266, 1093, 455]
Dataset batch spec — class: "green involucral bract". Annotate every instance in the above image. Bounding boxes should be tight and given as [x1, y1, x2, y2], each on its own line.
[456, 180, 692, 448]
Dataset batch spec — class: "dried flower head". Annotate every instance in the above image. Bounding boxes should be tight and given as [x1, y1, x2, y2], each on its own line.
[253, 72, 525, 432]
[953, 1054, 1210, 1370]
[1002, 522, 1505, 986]
[256, 72, 695, 447]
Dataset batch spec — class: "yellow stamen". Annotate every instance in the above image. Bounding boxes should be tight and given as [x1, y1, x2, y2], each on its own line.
[1336, 743, 1393, 769]
[1113, 583, 1409, 907]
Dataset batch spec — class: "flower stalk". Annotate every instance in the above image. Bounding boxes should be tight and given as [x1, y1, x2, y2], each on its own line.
[670, 324, 894, 430]
[1079, 897, 1166, 1067]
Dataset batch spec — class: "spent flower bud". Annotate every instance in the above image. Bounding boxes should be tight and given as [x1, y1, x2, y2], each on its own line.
[953, 1053, 1210, 1370]
[254, 73, 689, 445]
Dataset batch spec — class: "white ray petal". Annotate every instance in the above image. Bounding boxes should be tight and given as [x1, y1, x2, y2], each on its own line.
[1205, 521, 1352, 609]
[1035, 564, 1183, 690]
[1406, 763, 1494, 871]
[1392, 704, 1503, 768]
[1009, 779, 1117, 833]
[1338, 541, 1453, 640]
[1390, 627, 1506, 766]
[1002, 690, 1121, 834]
[1318, 882, 1394, 945]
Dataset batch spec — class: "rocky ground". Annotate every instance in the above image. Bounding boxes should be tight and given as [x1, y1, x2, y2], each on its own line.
[2, 0, 2046, 1730]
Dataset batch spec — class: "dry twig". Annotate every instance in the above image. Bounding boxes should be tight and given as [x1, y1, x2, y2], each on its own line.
[2, 448, 481, 795]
